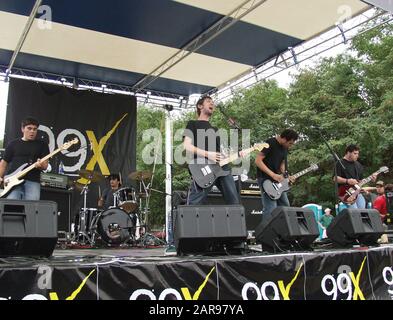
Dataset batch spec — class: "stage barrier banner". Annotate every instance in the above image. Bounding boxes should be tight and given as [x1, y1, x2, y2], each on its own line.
[0, 247, 392, 300]
[5, 78, 137, 208]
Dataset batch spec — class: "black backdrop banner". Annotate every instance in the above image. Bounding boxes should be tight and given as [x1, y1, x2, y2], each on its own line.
[5, 78, 137, 209]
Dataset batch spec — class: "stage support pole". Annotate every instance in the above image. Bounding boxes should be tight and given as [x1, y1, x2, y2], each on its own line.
[165, 111, 173, 244]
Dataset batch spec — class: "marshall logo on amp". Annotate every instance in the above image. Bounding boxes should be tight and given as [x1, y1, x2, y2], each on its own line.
[241, 179, 261, 196]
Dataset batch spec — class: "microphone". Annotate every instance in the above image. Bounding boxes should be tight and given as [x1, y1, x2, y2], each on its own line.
[164, 104, 174, 112]
[216, 104, 241, 130]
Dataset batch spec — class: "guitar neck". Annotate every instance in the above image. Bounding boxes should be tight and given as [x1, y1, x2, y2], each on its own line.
[292, 167, 314, 179]
[16, 148, 63, 179]
[357, 170, 383, 188]
[219, 146, 254, 166]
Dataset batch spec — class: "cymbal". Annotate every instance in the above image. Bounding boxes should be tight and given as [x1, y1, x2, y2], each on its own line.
[78, 169, 104, 182]
[71, 180, 88, 191]
[128, 170, 152, 180]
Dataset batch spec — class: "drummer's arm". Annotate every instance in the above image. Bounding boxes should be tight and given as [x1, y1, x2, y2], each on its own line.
[98, 196, 104, 208]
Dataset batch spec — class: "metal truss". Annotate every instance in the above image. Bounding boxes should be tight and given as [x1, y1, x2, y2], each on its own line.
[5, 0, 42, 79]
[0, 66, 190, 110]
[131, 0, 268, 93]
[207, 8, 393, 103]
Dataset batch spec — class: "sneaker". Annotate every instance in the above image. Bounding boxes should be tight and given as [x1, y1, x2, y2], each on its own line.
[164, 245, 177, 256]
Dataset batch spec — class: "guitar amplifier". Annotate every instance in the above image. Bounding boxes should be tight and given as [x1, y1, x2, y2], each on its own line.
[240, 179, 261, 196]
[40, 172, 69, 189]
[209, 177, 241, 195]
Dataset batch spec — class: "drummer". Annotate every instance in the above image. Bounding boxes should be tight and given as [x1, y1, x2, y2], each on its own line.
[98, 173, 121, 210]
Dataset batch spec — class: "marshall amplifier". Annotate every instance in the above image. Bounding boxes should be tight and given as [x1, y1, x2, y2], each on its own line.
[207, 194, 263, 232]
[40, 172, 69, 189]
[209, 177, 241, 195]
[240, 179, 261, 196]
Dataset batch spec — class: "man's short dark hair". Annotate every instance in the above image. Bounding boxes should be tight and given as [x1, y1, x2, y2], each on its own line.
[21, 117, 39, 128]
[108, 174, 120, 181]
[280, 129, 299, 141]
[196, 95, 212, 115]
[345, 144, 360, 154]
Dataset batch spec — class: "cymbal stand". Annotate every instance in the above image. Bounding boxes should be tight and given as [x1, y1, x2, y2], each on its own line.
[76, 180, 94, 246]
[136, 179, 165, 247]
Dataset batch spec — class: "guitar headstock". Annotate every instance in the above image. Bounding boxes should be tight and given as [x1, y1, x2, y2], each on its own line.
[379, 166, 389, 174]
[61, 138, 79, 150]
[253, 143, 269, 152]
[309, 163, 319, 171]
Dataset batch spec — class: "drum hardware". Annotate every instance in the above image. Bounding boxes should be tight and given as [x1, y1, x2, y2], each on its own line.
[72, 169, 104, 245]
[127, 170, 165, 246]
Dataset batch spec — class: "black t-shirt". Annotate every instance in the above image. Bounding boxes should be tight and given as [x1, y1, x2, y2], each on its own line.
[335, 158, 363, 186]
[256, 137, 288, 180]
[102, 188, 119, 210]
[3, 139, 49, 182]
[183, 120, 221, 159]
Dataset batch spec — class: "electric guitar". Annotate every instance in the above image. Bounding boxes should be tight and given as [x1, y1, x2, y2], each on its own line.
[189, 143, 269, 189]
[0, 138, 79, 198]
[263, 164, 319, 200]
[338, 166, 389, 204]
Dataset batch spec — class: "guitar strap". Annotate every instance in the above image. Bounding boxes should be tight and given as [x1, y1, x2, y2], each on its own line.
[284, 151, 289, 178]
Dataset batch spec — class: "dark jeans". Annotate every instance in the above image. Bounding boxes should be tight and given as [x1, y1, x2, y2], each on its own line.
[187, 167, 240, 205]
[257, 177, 290, 222]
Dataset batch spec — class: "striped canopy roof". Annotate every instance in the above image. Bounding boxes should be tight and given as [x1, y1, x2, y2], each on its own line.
[0, 0, 369, 98]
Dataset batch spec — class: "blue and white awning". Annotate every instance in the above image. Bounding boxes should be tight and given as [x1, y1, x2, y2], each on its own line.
[0, 0, 370, 97]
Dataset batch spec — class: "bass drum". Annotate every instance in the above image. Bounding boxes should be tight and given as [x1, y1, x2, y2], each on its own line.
[96, 208, 134, 245]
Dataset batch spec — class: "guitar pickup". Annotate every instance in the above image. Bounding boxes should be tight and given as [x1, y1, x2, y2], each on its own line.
[201, 166, 212, 176]
[273, 183, 282, 190]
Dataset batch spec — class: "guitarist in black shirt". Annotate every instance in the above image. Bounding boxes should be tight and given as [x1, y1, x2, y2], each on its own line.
[255, 129, 298, 220]
[183, 96, 241, 205]
[0, 117, 49, 200]
[336, 144, 379, 208]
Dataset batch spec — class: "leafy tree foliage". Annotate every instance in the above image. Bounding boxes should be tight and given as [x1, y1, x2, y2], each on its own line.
[138, 18, 393, 226]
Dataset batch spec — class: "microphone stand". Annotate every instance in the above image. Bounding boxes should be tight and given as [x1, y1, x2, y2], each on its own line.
[216, 105, 243, 193]
[314, 127, 346, 211]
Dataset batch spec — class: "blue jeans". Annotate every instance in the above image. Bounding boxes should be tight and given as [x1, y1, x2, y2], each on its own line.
[6, 181, 41, 200]
[257, 178, 290, 222]
[342, 193, 366, 210]
[187, 167, 240, 205]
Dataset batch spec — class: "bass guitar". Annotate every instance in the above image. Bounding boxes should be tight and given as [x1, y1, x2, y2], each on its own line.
[189, 143, 269, 189]
[263, 164, 319, 200]
[338, 166, 389, 204]
[0, 138, 79, 198]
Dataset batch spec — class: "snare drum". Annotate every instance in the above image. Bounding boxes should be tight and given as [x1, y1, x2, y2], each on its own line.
[114, 187, 138, 213]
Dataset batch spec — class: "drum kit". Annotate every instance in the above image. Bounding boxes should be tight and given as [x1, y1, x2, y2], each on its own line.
[72, 169, 162, 247]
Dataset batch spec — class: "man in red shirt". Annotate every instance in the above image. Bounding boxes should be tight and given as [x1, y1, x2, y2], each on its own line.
[373, 180, 387, 222]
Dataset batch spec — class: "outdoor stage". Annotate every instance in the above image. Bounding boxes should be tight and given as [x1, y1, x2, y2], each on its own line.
[0, 243, 392, 300]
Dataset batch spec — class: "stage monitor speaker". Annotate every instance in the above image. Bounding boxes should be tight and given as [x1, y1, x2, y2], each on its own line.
[41, 187, 72, 233]
[327, 208, 384, 247]
[255, 206, 319, 253]
[174, 205, 247, 255]
[0, 199, 58, 257]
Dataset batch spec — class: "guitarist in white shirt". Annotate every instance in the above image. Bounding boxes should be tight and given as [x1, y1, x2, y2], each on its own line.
[255, 129, 299, 220]
[183, 96, 242, 205]
[0, 117, 49, 200]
